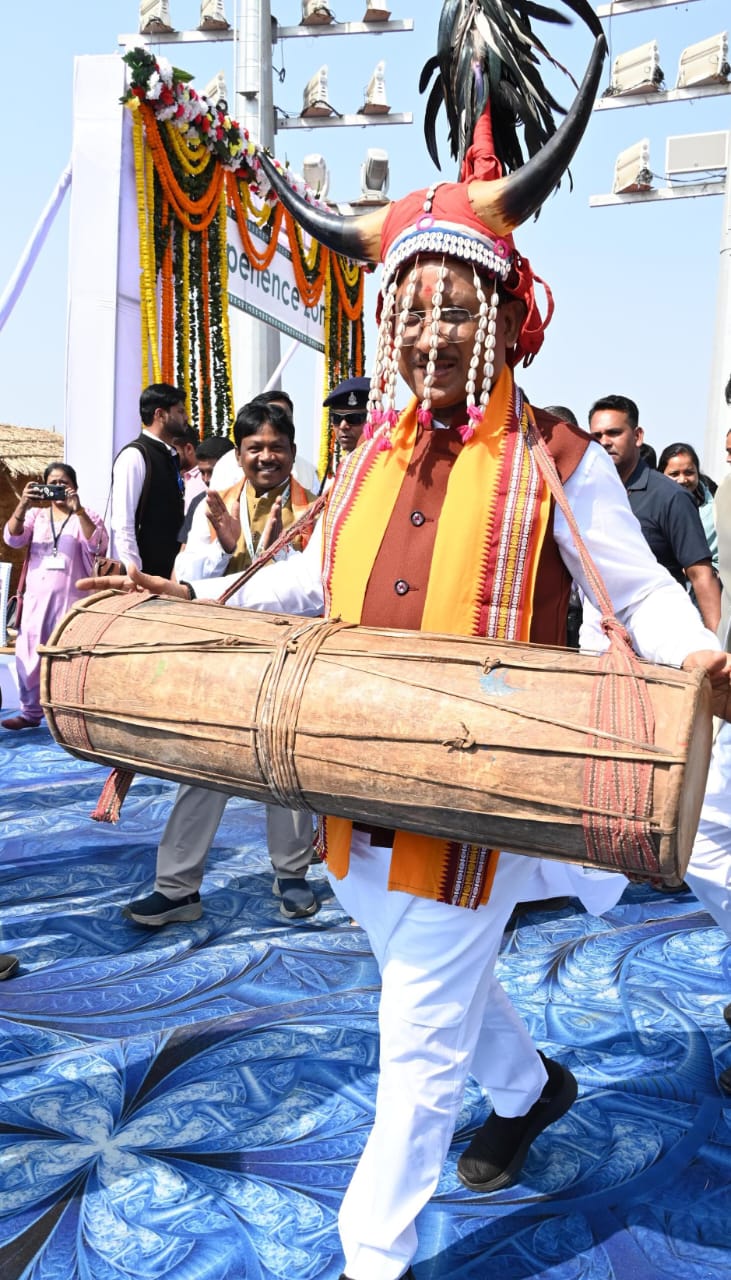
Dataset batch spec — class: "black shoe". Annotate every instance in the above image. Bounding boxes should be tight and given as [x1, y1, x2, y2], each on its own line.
[0, 953, 19, 980]
[723, 1001, 731, 1030]
[457, 1052, 578, 1192]
[719, 1066, 731, 1096]
[273, 877, 318, 919]
[122, 890, 202, 927]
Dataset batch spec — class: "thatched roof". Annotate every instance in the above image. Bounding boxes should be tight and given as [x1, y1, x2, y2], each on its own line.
[0, 424, 64, 480]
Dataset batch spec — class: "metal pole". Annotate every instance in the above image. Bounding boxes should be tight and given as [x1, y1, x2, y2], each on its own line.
[703, 136, 731, 473]
[230, 0, 281, 405]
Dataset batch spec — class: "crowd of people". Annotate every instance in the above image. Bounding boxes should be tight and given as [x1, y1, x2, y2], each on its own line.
[3, 364, 731, 1280]
[3, 352, 731, 1279]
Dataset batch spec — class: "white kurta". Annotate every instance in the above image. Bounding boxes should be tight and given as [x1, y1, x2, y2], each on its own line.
[188, 438, 723, 1280]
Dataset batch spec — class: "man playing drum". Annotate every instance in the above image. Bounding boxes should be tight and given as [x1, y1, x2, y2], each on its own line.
[81, 5, 731, 1278]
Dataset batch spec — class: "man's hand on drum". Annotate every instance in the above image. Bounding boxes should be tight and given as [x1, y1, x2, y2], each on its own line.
[76, 565, 189, 599]
[682, 649, 731, 721]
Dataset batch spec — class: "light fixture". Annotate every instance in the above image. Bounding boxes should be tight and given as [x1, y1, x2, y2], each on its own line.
[363, 2, 392, 19]
[203, 71, 229, 109]
[665, 131, 729, 177]
[612, 139, 653, 194]
[608, 41, 664, 96]
[139, 0, 175, 34]
[359, 61, 390, 115]
[301, 1, 334, 25]
[302, 154, 330, 198]
[199, 0, 230, 31]
[676, 32, 730, 89]
[302, 67, 334, 117]
[360, 148, 390, 201]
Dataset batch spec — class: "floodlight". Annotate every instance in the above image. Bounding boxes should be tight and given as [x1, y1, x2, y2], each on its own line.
[302, 67, 334, 117]
[200, 1, 230, 31]
[363, 2, 392, 19]
[139, 0, 175, 34]
[361, 148, 390, 201]
[676, 32, 730, 89]
[609, 41, 664, 96]
[303, 154, 330, 199]
[301, 1, 334, 25]
[665, 131, 729, 177]
[359, 61, 390, 115]
[612, 139, 653, 194]
[203, 71, 229, 110]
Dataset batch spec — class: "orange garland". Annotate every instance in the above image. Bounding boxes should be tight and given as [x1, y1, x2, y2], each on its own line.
[226, 172, 283, 272]
[142, 105, 223, 231]
[160, 200, 175, 381]
[331, 252, 365, 324]
[282, 209, 329, 309]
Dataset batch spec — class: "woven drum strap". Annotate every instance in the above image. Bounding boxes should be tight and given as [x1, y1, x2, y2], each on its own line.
[253, 617, 354, 810]
[525, 409, 658, 873]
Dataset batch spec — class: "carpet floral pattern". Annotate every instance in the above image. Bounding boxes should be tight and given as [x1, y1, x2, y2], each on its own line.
[0, 723, 729, 1279]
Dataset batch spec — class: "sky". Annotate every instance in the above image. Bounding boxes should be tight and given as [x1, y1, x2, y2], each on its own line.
[1, 0, 730, 473]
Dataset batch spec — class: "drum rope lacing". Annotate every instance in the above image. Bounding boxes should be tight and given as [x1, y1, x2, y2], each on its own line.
[254, 617, 356, 810]
[525, 403, 658, 874]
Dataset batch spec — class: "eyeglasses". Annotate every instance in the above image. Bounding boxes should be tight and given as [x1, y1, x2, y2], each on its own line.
[331, 411, 368, 426]
[399, 307, 481, 345]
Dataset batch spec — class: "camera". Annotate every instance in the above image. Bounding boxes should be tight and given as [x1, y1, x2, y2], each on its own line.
[33, 483, 68, 501]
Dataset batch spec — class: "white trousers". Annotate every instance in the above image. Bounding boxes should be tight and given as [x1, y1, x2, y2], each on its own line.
[328, 834, 547, 1280]
[154, 783, 315, 898]
[684, 722, 731, 941]
[524, 727, 731, 943]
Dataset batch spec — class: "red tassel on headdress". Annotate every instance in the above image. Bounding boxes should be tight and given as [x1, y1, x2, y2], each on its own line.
[459, 109, 503, 183]
[91, 767, 135, 823]
[506, 254, 555, 368]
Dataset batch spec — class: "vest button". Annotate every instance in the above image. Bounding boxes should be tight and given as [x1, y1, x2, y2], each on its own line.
[410, 510, 426, 527]
[394, 579, 410, 596]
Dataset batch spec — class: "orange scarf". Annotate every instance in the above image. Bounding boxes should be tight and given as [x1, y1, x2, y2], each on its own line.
[319, 373, 553, 907]
[214, 476, 314, 573]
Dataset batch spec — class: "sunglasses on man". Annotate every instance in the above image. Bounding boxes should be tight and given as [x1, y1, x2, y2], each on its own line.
[331, 410, 368, 426]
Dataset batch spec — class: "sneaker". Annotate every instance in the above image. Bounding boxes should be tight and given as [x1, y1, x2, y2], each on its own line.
[273, 877, 318, 919]
[723, 1001, 731, 1029]
[122, 890, 202, 927]
[457, 1052, 578, 1192]
[2, 716, 42, 730]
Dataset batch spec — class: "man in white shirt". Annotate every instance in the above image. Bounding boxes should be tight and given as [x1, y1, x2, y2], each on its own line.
[124, 400, 320, 929]
[110, 383, 188, 577]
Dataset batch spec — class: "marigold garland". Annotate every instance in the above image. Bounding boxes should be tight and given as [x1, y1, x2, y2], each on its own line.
[226, 172, 281, 272]
[165, 120, 213, 178]
[143, 105, 223, 231]
[124, 49, 365, 452]
[160, 201, 175, 381]
[282, 209, 328, 310]
[181, 226, 192, 421]
[143, 119, 161, 382]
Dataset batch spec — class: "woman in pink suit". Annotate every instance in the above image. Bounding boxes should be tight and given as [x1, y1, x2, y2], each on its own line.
[2, 462, 108, 729]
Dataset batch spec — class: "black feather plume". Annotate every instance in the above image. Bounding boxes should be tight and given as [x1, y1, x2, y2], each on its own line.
[421, 0, 603, 179]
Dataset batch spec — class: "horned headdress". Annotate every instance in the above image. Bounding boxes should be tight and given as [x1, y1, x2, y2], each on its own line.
[260, 1, 607, 442]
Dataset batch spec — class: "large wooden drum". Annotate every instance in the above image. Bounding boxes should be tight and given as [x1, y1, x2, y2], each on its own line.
[41, 590, 713, 884]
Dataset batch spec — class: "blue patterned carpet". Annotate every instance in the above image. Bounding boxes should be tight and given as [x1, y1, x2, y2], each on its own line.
[1, 715, 730, 1279]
